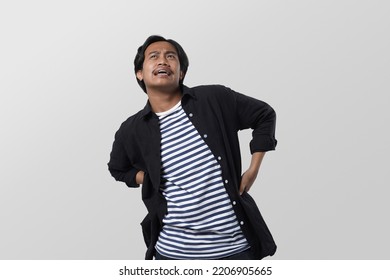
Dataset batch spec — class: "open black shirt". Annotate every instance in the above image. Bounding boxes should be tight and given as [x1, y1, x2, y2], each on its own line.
[108, 85, 277, 259]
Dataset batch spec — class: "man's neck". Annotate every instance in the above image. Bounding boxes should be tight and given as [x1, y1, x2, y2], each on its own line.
[147, 88, 182, 113]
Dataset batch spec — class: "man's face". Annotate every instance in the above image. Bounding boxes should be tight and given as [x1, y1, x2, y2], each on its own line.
[137, 41, 183, 93]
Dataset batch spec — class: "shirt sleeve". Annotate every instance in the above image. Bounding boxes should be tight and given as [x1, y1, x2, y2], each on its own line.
[107, 128, 140, 188]
[228, 87, 278, 153]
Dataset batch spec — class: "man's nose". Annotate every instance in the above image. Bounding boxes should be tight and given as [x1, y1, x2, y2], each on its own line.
[157, 57, 168, 65]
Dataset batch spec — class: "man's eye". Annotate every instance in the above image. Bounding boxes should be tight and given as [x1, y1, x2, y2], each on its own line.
[167, 54, 175, 59]
[150, 55, 157, 59]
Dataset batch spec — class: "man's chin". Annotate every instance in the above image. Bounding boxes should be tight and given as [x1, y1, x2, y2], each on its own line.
[146, 83, 181, 93]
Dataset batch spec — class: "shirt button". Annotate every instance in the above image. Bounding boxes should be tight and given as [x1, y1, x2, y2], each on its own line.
[203, 134, 208, 138]
[217, 156, 222, 161]
[240, 221, 244, 225]
[232, 201, 237, 206]
[225, 179, 228, 184]
[189, 113, 193, 117]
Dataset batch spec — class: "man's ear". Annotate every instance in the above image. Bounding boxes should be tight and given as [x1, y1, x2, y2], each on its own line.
[136, 70, 143, 81]
[180, 71, 185, 80]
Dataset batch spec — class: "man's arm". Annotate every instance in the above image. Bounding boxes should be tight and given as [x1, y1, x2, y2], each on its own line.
[226, 87, 277, 194]
[239, 152, 265, 195]
[108, 128, 140, 188]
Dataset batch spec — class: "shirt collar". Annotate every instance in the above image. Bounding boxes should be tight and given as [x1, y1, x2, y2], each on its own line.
[140, 85, 195, 119]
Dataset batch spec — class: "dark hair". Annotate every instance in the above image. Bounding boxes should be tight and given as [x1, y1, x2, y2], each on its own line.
[134, 35, 189, 93]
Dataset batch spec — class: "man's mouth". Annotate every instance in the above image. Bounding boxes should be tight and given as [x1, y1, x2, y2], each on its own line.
[154, 68, 172, 76]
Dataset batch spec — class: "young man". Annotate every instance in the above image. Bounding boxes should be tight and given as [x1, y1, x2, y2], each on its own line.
[108, 35, 277, 260]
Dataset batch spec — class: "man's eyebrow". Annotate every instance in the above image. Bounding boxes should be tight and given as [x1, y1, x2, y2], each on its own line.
[147, 50, 177, 55]
[165, 50, 178, 55]
[147, 50, 160, 56]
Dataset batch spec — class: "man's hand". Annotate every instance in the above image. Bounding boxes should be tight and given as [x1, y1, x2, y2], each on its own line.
[136, 170, 145, 185]
[239, 152, 266, 195]
[239, 168, 259, 195]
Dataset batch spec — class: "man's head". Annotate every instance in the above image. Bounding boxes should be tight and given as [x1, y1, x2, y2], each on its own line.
[134, 35, 189, 93]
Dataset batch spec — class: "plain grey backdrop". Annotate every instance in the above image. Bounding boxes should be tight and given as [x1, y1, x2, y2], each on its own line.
[1, 0, 389, 259]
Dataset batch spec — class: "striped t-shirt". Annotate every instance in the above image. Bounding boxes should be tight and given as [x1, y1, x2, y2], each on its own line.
[154, 101, 249, 259]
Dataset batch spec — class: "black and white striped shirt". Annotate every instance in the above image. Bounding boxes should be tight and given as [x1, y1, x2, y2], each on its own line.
[155, 101, 249, 259]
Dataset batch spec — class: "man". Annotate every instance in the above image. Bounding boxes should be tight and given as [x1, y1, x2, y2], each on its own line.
[108, 35, 277, 260]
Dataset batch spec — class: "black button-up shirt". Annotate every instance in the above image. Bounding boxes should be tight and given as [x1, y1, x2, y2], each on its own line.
[108, 85, 277, 259]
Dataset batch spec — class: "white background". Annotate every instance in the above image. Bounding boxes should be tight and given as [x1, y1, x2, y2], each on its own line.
[0, 0, 389, 259]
